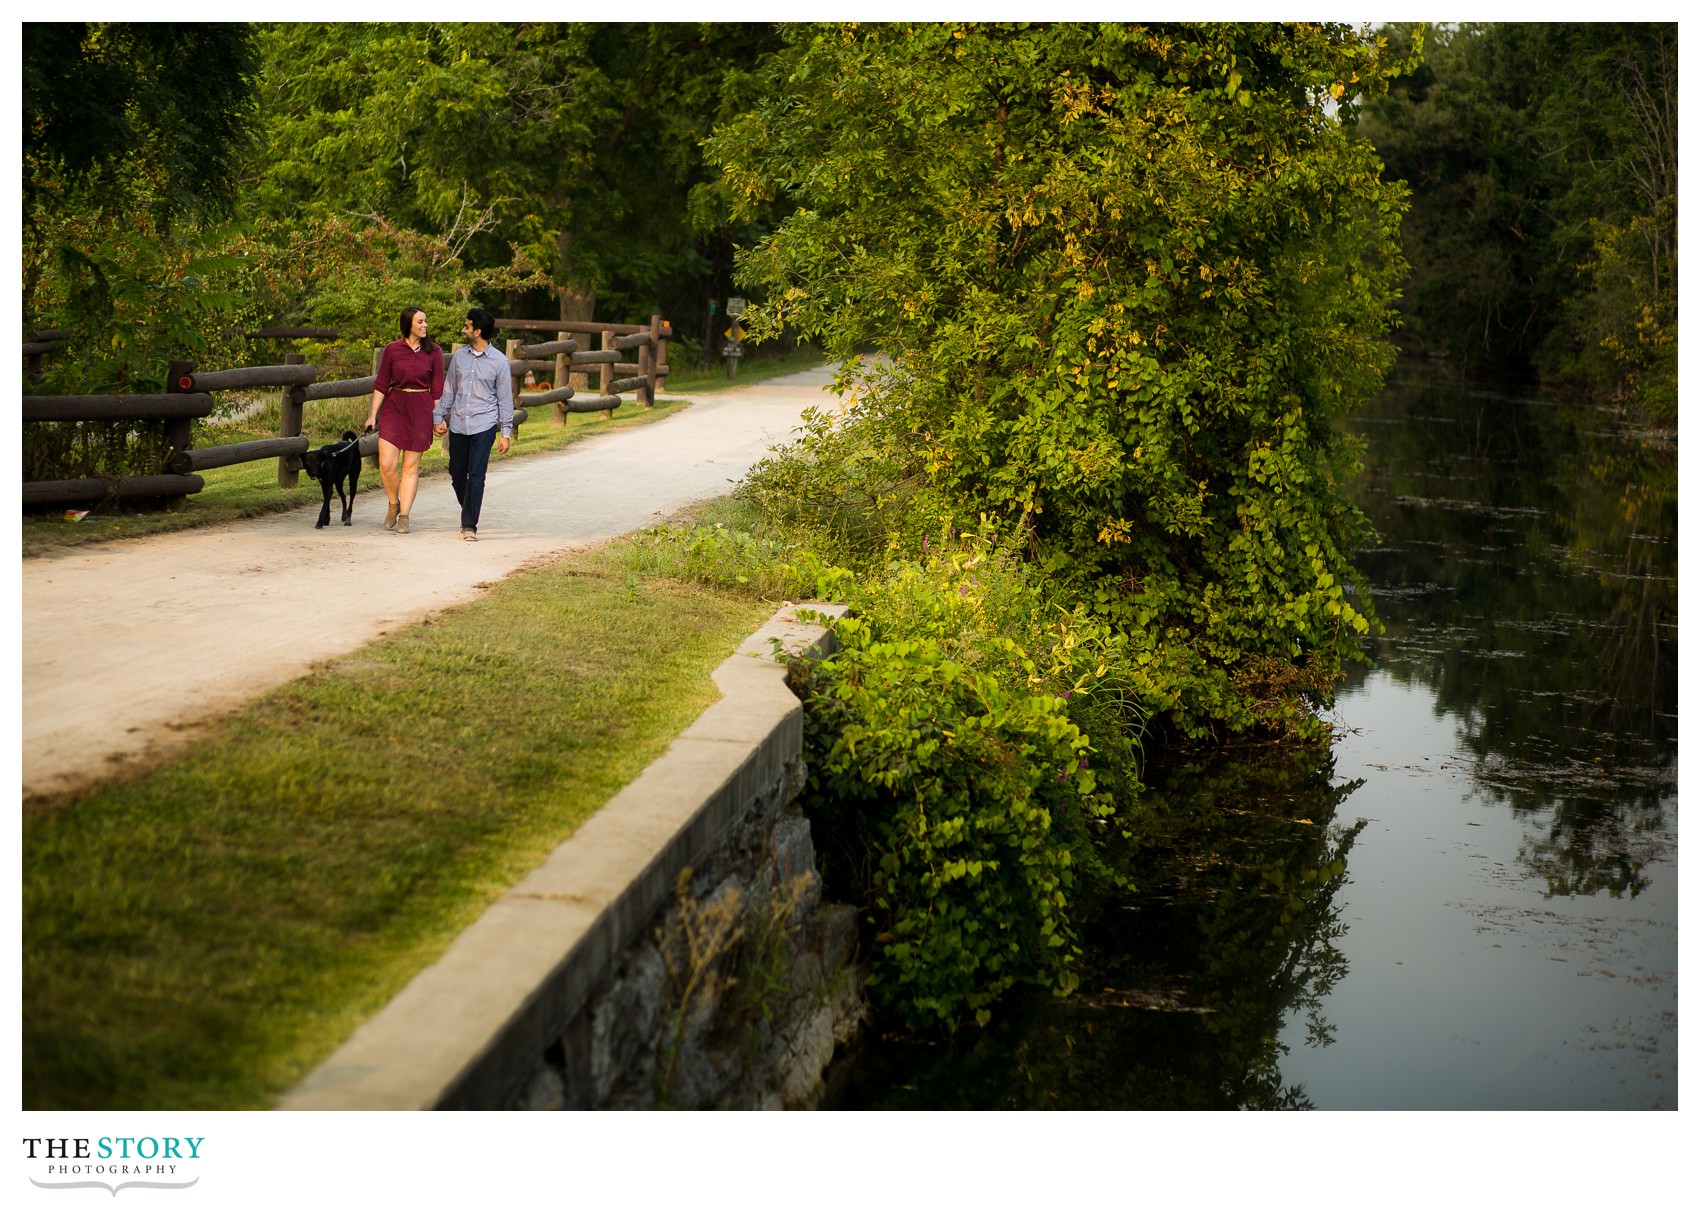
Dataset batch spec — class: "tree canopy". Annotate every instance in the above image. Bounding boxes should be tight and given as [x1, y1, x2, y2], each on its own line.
[250, 22, 784, 323]
[716, 22, 1412, 736]
[1359, 23, 1676, 412]
[22, 22, 258, 225]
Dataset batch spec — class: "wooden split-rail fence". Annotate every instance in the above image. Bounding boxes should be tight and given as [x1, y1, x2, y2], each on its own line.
[20, 316, 671, 509]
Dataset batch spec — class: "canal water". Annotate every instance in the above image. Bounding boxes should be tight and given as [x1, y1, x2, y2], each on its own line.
[823, 366, 1678, 1110]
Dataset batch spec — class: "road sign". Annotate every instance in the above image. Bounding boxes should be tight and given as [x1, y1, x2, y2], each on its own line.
[724, 321, 744, 341]
[722, 341, 744, 358]
[726, 297, 746, 317]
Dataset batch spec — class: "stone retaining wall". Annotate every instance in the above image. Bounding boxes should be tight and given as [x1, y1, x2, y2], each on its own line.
[280, 602, 864, 1110]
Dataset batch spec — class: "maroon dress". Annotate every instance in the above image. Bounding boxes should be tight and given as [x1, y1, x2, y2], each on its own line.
[374, 340, 445, 452]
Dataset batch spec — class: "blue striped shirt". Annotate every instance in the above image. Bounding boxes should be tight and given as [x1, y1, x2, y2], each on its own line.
[435, 343, 515, 437]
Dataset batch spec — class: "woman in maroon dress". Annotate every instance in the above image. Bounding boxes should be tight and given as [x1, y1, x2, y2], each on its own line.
[365, 305, 445, 533]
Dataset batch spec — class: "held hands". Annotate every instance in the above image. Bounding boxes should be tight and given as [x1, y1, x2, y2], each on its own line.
[433, 421, 449, 436]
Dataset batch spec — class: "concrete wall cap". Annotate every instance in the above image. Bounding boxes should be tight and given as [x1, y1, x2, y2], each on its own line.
[279, 600, 847, 1110]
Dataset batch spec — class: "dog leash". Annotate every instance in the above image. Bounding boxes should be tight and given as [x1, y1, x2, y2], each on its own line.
[317, 435, 362, 458]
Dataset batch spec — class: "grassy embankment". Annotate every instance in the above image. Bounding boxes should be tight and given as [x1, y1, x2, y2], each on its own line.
[21, 345, 825, 556]
[22, 349, 824, 1109]
[22, 496, 812, 1110]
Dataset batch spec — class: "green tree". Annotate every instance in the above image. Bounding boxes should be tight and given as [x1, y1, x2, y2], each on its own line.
[1360, 23, 1676, 412]
[716, 22, 1412, 738]
[249, 22, 784, 331]
[22, 22, 258, 228]
[22, 23, 261, 392]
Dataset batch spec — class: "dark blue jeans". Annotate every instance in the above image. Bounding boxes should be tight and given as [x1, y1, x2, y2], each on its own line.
[447, 424, 498, 532]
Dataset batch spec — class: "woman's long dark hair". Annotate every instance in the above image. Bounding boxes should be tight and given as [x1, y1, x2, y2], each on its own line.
[398, 305, 437, 354]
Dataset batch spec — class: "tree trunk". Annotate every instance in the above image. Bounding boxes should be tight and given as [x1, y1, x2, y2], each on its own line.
[559, 286, 596, 392]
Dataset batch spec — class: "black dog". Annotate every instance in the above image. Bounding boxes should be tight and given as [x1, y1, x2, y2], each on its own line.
[300, 430, 362, 528]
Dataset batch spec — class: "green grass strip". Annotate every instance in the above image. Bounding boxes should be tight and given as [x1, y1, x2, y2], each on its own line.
[22, 542, 773, 1109]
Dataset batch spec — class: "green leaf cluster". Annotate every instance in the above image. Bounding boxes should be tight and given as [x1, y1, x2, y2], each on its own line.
[714, 22, 1405, 736]
[1359, 23, 1676, 414]
[25, 210, 256, 398]
[249, 22, 787, 326]
[789, 525, 1141, 1028]
[704, 24, 1414, 1027]
[22, 23, 258, 227]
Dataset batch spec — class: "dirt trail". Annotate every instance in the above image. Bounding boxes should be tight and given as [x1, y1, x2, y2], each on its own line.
[19, 367, 839, 802]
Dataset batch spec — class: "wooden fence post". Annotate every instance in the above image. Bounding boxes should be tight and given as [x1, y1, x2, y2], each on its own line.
[165, 358, 196, 510]
[24, 329, 67, 383]
[652, 313, 669, 393]
[277, 352, 306, 488]
[568, 325, 591, 398]
[642, 314, 662, 409]
[505, 339, 527, 440]
[554, 330, 571, 424]
[599, 331, 616, 421]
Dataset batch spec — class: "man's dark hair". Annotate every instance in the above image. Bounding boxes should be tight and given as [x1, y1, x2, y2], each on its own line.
[466, 307, 497, 343]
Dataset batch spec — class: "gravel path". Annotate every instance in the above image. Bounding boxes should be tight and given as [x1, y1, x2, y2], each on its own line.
[19, 367, 838, 802]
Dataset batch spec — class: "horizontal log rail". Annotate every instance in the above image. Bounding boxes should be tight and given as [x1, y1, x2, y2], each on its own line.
[246, 326, 339, 340]
[24, 313, 661, 510]
[300, 375, 378, 402]
[519, 386, 576, 407]
[513, 338, 579, 359]
[23, 474, 205, 507]
[24, 393, 217, 422]
[495, 318, 673, 338]
[168, 435, 310, 474]
[565, 395, 625, 413]
[180, 364, 320, 392]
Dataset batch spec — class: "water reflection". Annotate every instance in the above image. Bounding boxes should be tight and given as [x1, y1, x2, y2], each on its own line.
[1349, 375, 1677, 898]
[1285, 371, 1679, 1108]
[825, 747, 1365, 1109]
[824, 365, 1677, 1109]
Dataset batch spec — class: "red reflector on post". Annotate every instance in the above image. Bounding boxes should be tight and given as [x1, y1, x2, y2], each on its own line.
[178, 375, 194, 390]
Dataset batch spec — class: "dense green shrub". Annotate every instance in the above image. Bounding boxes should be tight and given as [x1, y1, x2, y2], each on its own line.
[790, 530, 1133, 1027]
[706, 23, 1417, 1026]
[712, 23, 1404, 739]
[800, 619, 1094, 1026]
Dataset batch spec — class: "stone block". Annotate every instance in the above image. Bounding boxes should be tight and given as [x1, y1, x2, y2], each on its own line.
[517, 1064, 566, 1111]
[588, 941, 666, 1107]
[816, 903, 862, 971]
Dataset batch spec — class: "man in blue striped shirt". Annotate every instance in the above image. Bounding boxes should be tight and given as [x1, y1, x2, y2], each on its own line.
[433, 306, 514, 541]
